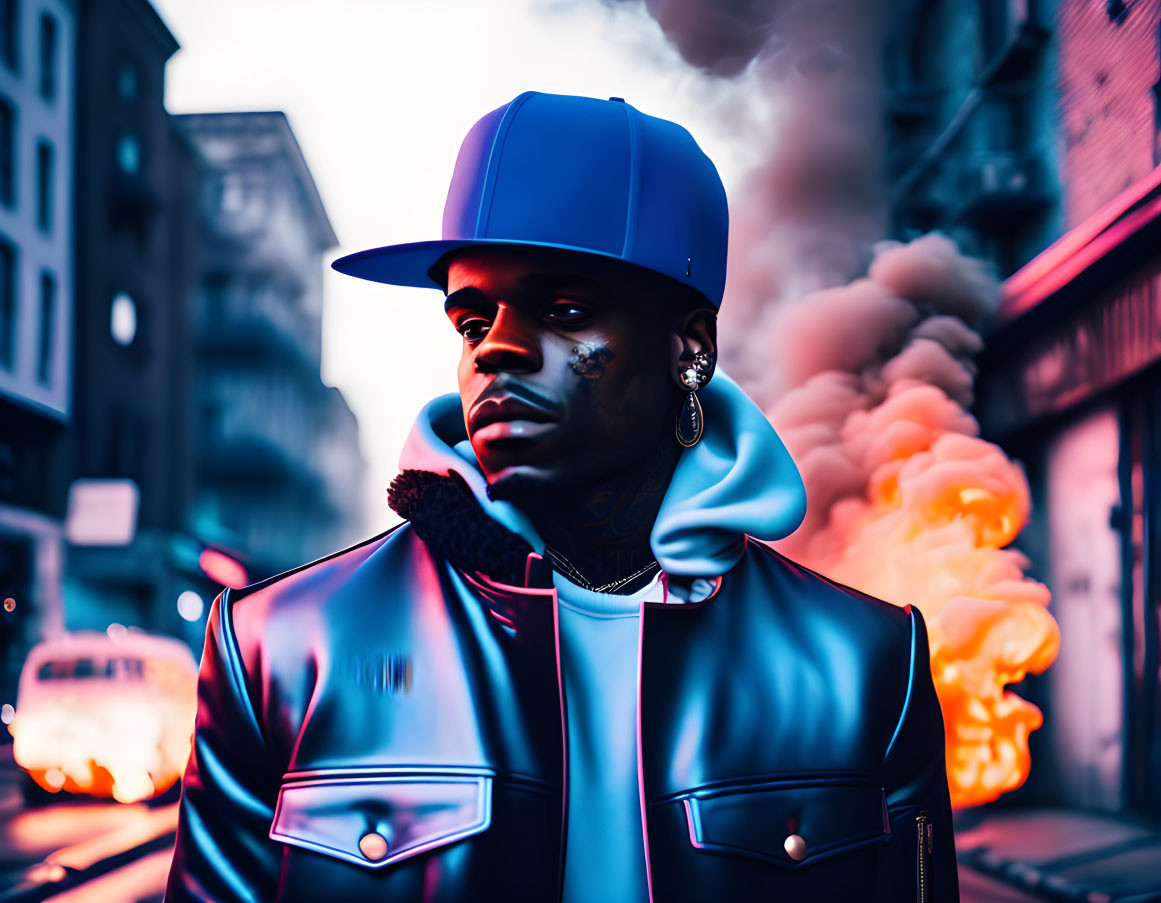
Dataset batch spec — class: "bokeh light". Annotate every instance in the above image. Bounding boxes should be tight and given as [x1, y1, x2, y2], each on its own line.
[176, 591, 205, 622]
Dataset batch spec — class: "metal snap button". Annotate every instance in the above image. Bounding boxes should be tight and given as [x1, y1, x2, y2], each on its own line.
[784, 833, 807, 861]
[359, 831, 389, 861]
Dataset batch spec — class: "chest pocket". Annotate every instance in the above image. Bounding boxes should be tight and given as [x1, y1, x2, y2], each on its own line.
[681, 779, 889, 868]
[269, 770, 492, 869]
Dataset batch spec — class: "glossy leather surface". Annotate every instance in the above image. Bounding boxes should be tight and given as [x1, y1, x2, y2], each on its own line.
[270, 771, 492, 869]
[164, 524, 959, 902]
[681, 780, 889, 866]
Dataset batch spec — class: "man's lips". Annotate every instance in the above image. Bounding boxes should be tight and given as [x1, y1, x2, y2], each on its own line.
[468, 390, 561, 437]
[472, 418, 558, 444]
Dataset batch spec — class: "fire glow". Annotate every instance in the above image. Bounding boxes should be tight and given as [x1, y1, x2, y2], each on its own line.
[9, 631, 198, 804]
[766, 235, 1061, 808]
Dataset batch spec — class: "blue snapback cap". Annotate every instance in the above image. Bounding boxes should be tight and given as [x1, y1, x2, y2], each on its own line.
[331, 91, 730, 308]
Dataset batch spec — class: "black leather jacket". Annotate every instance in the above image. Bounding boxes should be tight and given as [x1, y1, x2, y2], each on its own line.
[165, 517, 959, 902]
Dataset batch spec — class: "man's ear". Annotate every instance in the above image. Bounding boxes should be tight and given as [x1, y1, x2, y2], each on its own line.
[669, 307, 718, 388]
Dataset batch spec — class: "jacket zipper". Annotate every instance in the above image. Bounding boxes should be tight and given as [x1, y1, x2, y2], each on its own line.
[916, 811, 932, 903]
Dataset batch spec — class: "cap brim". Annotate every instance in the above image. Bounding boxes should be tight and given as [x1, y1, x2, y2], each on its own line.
[330, 238, 638, 291]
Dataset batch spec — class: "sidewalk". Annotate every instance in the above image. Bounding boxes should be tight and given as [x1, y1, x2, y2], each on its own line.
[960, 866, 1049, 902]
[954, 807, 1161, 902]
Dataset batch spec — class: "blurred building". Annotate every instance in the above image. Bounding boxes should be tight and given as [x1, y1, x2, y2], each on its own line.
[885, 0, 1060, 274]
[1, 0, 366, 716]
[0, 0, 73, 715]
[60, 0, 218, 648]
[174, 111, 365, 581]
[886, 0, 1161, 823]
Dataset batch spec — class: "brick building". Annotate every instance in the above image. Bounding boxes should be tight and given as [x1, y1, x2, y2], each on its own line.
[886, 0, 1161, 826]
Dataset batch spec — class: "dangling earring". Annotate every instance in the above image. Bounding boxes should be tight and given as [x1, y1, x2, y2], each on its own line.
[676, 351, 712, 448]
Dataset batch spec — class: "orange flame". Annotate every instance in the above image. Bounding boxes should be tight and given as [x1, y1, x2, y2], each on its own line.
[762, 235, 1061, 808]
[783, 384, 1060, 806]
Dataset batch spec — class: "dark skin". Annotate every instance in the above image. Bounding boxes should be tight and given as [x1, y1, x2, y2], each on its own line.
[440, 245, 717, 593]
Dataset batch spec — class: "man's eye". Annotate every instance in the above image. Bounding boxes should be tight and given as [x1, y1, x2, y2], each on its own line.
[543, 300, 592, 325]
[457, 318, 491, 341]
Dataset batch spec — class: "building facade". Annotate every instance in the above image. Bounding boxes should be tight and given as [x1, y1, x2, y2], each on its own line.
[2, 1, 367, 717]
[175, 112, 365, 581]
[60, 0, 218, 651]
[886, 0, 1161, 822]
[0, 0, 73, 716]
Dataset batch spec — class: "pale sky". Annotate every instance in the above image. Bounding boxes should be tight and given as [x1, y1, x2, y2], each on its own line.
[152, 0, 761, 535]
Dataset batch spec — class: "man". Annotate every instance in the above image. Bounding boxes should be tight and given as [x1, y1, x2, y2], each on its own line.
[166, 91, 958, 902]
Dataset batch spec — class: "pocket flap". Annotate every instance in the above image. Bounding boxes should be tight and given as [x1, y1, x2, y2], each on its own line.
[683, 780, 888, 868]
[270, 771, 492, 869]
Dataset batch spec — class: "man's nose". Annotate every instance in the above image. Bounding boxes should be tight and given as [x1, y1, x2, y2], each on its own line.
[474, 305, 543, 374]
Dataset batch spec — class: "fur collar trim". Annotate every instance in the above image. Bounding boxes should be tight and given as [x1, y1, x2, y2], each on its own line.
[387, 469, 534, 586]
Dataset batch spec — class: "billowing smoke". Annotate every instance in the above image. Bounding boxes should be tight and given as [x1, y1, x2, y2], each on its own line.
[615, 0, 1060, 806]
[769, 233, 1006, 556]
[603, 0, 890, 399]
[624, 0, 783, 76]
[771, 234, 998, 556]
[765, 234, 1060, 807]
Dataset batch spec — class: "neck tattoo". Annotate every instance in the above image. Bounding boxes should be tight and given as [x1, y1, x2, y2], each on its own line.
[532, 444, 679, 595]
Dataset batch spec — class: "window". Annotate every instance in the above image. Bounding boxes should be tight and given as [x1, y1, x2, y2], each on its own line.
[116, 131, 140, 174]
[0, 97, 14, 208]
[38, 13, 56, 100]
[35, 139, 51, 231]
[110, 291, 137, 346]
[35, 269, 53, 385]
[0, 238, 15, 371]
[116, 61, 138, 100]
[0, 0, 17, 72]
[220, 170, 245, 214]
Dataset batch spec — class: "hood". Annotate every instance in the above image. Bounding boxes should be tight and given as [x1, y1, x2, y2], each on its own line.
[397, 371, 806, 577]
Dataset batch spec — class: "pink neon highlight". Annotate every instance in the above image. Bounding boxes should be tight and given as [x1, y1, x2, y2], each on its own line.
[463, 568, 552, 599]
[636, 604, 655, 902]
[486, 610, 516, 629]
[682, 799, 705, 849]
[1000, 162, 1161, 320]
[551, 580, 569, 898]
[198, 549, 248, 589]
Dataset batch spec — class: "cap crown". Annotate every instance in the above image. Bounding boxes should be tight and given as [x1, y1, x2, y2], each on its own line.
[442, 92, 728, 308]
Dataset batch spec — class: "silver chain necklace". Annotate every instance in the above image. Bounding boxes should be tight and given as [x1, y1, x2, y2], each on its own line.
[542, 544, 661, 594]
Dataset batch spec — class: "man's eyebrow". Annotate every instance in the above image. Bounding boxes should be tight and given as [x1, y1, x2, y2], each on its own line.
[444, 273, 606, 312]
[443, 286, 490, 312]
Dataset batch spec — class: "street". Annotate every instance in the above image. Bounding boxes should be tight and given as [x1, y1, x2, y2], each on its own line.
[0, 746, 176, 903]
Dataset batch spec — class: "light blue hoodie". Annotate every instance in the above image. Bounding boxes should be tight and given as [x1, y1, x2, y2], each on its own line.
[397, 371, 806, 901]
[398, 371, 806, 577]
